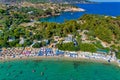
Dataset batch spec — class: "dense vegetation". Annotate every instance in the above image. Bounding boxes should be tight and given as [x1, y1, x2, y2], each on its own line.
[32, 41, 46, 48]
[0, 3, 120, 57]
[79, 14, 120, 43]
[0, 11, 120, 47]
[57, 42, 96, 52]
[0, 0, 91, 4]
[57, 42, 80, 51]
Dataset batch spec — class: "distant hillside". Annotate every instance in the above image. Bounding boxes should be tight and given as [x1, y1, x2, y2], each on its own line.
[49, 0, 91, 3]
[0, 0, 91, 4]
[0, 0, 47, 4]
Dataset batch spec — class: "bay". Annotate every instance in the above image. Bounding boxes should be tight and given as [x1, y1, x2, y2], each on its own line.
[40, 2, 120, 23]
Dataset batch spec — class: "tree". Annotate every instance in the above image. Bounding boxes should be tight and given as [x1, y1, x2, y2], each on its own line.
[116, 52, 120, 59]
[57, 42, 80, 51]
[9, 40, 19, 47]
[32, 42, 42, 48]
[79, 43, 97, 53]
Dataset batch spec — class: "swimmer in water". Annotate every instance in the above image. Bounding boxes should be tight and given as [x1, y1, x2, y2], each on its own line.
[32, 70, 36, 73]
[41, 72, 44, 76]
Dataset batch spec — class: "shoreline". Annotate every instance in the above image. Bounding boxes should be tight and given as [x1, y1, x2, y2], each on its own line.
[64, 7, 85, 12]
[39, 7, 85, 20]
[0, 47, 120, 67]
[0, 56, 119, 66]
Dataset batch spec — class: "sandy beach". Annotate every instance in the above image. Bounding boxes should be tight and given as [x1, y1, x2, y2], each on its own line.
[0, 47, 119, 67]
[64, 7, 85, 12]
[0, 56, 118, 67]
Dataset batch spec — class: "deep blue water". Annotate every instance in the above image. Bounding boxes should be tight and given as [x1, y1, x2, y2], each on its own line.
[40, 2, 120, 23]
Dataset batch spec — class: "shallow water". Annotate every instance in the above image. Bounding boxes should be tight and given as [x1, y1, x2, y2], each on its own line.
[0, 59, 120, 80]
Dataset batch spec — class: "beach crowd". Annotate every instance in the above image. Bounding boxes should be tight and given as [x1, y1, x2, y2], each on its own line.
[1, 47, 120, 66]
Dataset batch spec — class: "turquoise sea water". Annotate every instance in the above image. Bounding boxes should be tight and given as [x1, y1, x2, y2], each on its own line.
[0, 59, 120, 80]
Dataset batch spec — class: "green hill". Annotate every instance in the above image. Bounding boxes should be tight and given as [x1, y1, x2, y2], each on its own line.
[0, 0, 91, 4]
